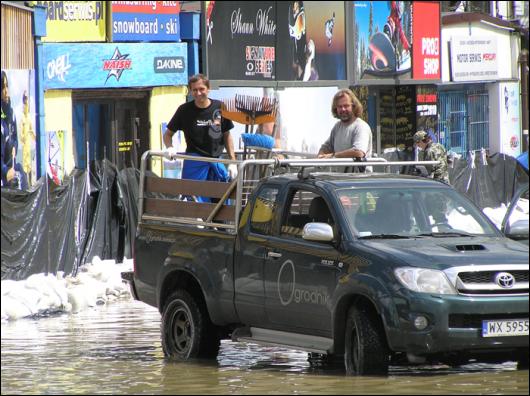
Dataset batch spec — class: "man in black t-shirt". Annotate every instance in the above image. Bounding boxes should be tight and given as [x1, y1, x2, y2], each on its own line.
[163, 74, 237, 181]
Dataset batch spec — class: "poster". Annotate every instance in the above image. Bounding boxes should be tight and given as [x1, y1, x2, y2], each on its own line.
[205, 1, 346, 82]
[395, 85, 415, 150]
[354, 1, 412, 80]
[209, 86, 338, 155]
[275, 1, 346, 81]
[411, 1, 440, 80]
[416, 86, 438, 142]
[47, 130, 65, 185]
[499, 82, 521, 157]
[1, 69, 37, 190]
[206, 2, 277, 81]
[379, 88, 395, 150]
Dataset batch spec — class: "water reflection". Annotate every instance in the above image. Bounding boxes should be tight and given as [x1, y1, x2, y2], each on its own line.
[2, 300, 528, 395]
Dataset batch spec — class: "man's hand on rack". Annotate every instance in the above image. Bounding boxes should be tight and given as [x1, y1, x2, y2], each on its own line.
[228, 164, 238, 180]
[165, 146, 178, 160]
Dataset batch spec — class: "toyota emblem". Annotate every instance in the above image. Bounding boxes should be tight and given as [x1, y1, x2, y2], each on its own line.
[495, 272, 515, 288]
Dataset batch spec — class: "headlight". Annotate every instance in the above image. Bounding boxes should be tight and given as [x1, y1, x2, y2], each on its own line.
[394, 267, 456, 295]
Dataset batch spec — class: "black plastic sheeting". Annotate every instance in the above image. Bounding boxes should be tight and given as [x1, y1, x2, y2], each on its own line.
[383, 151, 528, 209]
[1, 154, 528, 281]
[1, 160, 139, 281]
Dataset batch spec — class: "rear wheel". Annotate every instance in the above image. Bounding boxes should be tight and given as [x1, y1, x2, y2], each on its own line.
[344, 306, 389, 375]
[161, 290, 220, 360]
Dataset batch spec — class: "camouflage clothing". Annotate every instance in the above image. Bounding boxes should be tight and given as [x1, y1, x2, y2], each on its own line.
[422, 142, 449, 184]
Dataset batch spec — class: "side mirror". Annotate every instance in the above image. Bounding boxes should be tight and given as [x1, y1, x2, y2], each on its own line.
[302, 222, 334, 242]
[504, 219, 529, 241]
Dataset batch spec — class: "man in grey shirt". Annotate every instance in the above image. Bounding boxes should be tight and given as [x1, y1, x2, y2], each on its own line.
[318, 89, 372, 171]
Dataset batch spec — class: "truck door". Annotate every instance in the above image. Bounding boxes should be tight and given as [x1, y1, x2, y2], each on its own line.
[264, 188, 339, 334]
[234, 184, 281, 326]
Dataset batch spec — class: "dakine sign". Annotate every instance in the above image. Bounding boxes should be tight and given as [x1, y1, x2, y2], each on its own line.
[154, 56, 185, 73]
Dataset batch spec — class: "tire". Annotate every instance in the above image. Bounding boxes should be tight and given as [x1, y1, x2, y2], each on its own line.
[161, 290, 220, 360]
[307, 352, 344, 369]
[344, 306, 389, 375]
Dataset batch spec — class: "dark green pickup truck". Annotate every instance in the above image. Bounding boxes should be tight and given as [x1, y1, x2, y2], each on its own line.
[124, 152, 529, 375]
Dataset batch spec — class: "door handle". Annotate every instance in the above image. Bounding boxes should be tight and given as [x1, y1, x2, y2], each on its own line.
[267, 251, 282, 259]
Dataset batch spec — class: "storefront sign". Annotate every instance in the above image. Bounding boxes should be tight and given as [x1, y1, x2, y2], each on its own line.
[33, 1, 106, 42]
[412, 2, 440, 80]
[42, 43, 188, 89]
[110, 1, 181, 42]
[450, 37, 498, 81]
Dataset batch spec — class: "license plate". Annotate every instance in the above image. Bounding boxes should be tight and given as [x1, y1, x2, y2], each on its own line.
[482, 319, 529, 337]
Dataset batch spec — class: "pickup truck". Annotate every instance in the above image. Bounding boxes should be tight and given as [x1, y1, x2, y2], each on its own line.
[124, 152, 529, 375]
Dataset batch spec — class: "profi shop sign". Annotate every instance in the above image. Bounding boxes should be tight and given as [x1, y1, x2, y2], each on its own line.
[450, 36, 498, 82]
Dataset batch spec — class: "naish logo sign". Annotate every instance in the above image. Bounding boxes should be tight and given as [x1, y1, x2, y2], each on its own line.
[154, 56, 185, 73]
[103, 47, 132, 83]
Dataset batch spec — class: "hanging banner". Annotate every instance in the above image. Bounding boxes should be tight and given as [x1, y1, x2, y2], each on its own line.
[33, 1, 106, 42]
[412, 1, 440, 80]
[1, 69, 37, 190]
[110, 1, 181, 42]
[499, 82, 521, 157]
[42, 42, 188, 89]
[353, 1, 412, 80]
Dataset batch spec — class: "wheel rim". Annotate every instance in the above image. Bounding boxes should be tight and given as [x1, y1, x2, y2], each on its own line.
[171, 305, 193, 355]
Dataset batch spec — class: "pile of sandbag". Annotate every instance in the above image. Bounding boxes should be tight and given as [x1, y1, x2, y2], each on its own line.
[1, 256, 132, 322]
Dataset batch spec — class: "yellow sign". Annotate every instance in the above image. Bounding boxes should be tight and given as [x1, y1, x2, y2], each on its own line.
[118, 141, 133, 152]
[33, 1, 106, 42]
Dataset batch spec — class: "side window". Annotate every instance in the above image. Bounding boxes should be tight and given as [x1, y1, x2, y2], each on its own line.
[281, 189, 330, 238]
[250, 186, 279, 235]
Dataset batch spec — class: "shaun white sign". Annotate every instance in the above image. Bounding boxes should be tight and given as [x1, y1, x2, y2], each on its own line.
[450, 36, 498, 81]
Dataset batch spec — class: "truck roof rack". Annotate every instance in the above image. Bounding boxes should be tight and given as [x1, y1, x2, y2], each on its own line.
[138, 151, 440, 234]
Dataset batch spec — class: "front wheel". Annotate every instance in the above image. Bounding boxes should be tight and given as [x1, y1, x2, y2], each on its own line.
[344, 306, 389, 375]
[161, 290, 220, 360]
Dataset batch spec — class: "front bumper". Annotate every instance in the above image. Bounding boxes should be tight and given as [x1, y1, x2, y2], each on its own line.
[386, 293, 528, 356]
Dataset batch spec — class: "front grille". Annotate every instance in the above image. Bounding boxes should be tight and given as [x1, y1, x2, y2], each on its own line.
[454, 269, 529, 295]
[459, 270, 528, 284]
[449, 313, 528, 329]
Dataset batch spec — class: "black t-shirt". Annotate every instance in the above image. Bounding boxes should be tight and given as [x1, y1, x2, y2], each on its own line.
[167, 99, 234, 158]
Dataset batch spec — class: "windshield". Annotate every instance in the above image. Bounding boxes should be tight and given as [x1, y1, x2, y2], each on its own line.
[336, 187, 499, 239]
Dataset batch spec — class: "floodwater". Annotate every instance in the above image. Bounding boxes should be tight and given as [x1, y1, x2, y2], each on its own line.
[1, 300, 528, 395]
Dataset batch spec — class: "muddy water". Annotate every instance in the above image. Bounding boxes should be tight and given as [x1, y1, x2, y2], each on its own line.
[1, 300, 528, 394]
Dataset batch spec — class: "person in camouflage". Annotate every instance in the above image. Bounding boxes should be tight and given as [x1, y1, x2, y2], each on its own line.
[413, 130, 450, 184]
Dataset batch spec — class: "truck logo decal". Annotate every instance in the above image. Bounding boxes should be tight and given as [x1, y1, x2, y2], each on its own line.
[278, 260, 295, 306]
[277, 259, 328, 306]
[495, 272, 515, 288]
